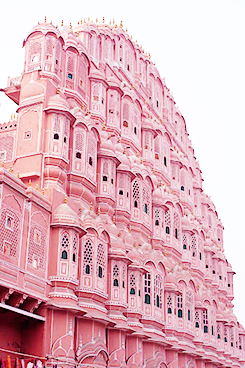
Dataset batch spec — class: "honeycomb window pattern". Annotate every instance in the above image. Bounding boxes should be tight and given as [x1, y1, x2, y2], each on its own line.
[28, 223, 46, 270]
[83, 239, 93, 274]
[97, 243, 106, 278]
[0, 209, 20, 258]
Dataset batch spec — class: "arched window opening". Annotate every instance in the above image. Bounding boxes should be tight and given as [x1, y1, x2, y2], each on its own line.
[85, 264, 90, 274]
[156, 295, 160, 307]
[145, 294, 150, 304]
[212, 326, 214, 336]
[177, 294, 183, 318]
[123, 121, 128, 127]
[83, 239, 93, 275]
[218, 334, 221, 339]
[76, 152, 81, 159]
[167, 295, 172, 314]
[144, 273, 151, 305]
[203, 309, 208, 333]
[113, 264, 120, 287]
[134, 201, 138, 208]
[68, 73, 73, 79]
[64, 136, 67, 143]
[144, 203, 148, 213]
[166, 226, 170, 234]
[188, 309, 191, 321]
[89, 156, 93, 166]
[72, 253, 76, 262]
[103, 175, 108, 181]
[130, 288, 135, 295]
[155, 219, 159, 226]
[98, 266, 102, 278]
[119, 190, 123, 195]
[61, 250, 67, 259]
[134, 127, 137, 134]
[175, 228, 178, 239]
[54, 133, 59, 140]
[183, 244, 187, 249]
[181, 186, 184, 191]
[156, 100, 159, 108]
[164, 157, 167, 166]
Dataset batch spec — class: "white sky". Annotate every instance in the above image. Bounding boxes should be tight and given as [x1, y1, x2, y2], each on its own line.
[0, 0, 245, 326]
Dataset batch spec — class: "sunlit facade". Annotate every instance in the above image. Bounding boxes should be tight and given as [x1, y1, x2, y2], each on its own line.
[0, 19, 244, 368]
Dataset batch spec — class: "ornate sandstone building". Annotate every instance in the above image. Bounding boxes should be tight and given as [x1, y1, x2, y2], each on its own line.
[0, 18, 244, 368]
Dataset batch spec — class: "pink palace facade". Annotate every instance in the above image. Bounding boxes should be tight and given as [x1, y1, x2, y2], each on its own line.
[0, 18, 244, 368]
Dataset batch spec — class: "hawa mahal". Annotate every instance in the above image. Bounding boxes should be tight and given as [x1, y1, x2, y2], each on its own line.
[0, 17, 244, 368]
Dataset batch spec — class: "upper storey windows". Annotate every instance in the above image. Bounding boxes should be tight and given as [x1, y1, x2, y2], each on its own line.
[26, 34, 63, 76]
[121, 98, 141, 148]
[27, 36, 43, 72]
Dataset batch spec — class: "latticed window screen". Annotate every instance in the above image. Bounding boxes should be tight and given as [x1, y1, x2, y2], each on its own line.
[53, 116, 61, 133]
[28, 38, 42, 70]
[113, 264, 120, 286]
[83, 239, 93, 274]
[154, 274, 162, 308]
[177, 294, 183, 318]
[72, 234, 78, 262]
[173, 212, 180, 239]
[191, 235, 197, 257]
[154, 208, 160, 226]
[123, 101, 130, 122]
[167, 294, 172, 313]
[224, 326, 228, 342]
[182, 234, 187, 249]
[142, 186, 150, 215]
[132, 180, 140, 208]
[144, 273, 151, 304]
[0, 209, 20, 258]
[203, 310, 208, 332]
[165, 210, 171, 234]
[60, 232, 69, 260]
[195, 310, 200, 327]
[129, 273, 136, 294]
[97, 243, 106, 278]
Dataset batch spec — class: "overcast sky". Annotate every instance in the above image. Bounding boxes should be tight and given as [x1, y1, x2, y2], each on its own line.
[0, 0, 245, 326]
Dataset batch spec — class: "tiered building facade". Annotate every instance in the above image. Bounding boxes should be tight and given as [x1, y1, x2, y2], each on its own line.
[0, 18, 244, 368]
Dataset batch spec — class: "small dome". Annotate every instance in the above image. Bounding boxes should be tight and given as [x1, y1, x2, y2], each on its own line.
[47, 92, 70, 111]
[52, 202, 80, 228]
[21, 79, 45, 101]
[100, 135, 115, 152]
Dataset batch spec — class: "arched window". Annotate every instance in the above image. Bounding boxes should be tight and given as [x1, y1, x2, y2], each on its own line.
[76, 152, 81, 159]
[144, 203, 148, 213]
[167, 294, 172, 314]
[181, 186, 184, 191]
[85, 265, 90, 274]
[54, 133, 59, 140]
[61, 250, 67, 259]
[177, 294, 183, 318]
[97, 243, 106, 279]
[203, 309, 208, 333]
[154, 274, 162, 309]
[144, 273, 151, 304]
[129, 273, 136, 296]
[165, 210, 171, 234]
[113, 264, 119, 287]
[164, 156, 167, 166]
[83, 239, 93, 275]
[61, 232, 69, 260]
[195, 310, 200, 328]
[132, 180, 140, 210]
[98, 266, 102, 278]
[188, 309, 191, 321]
